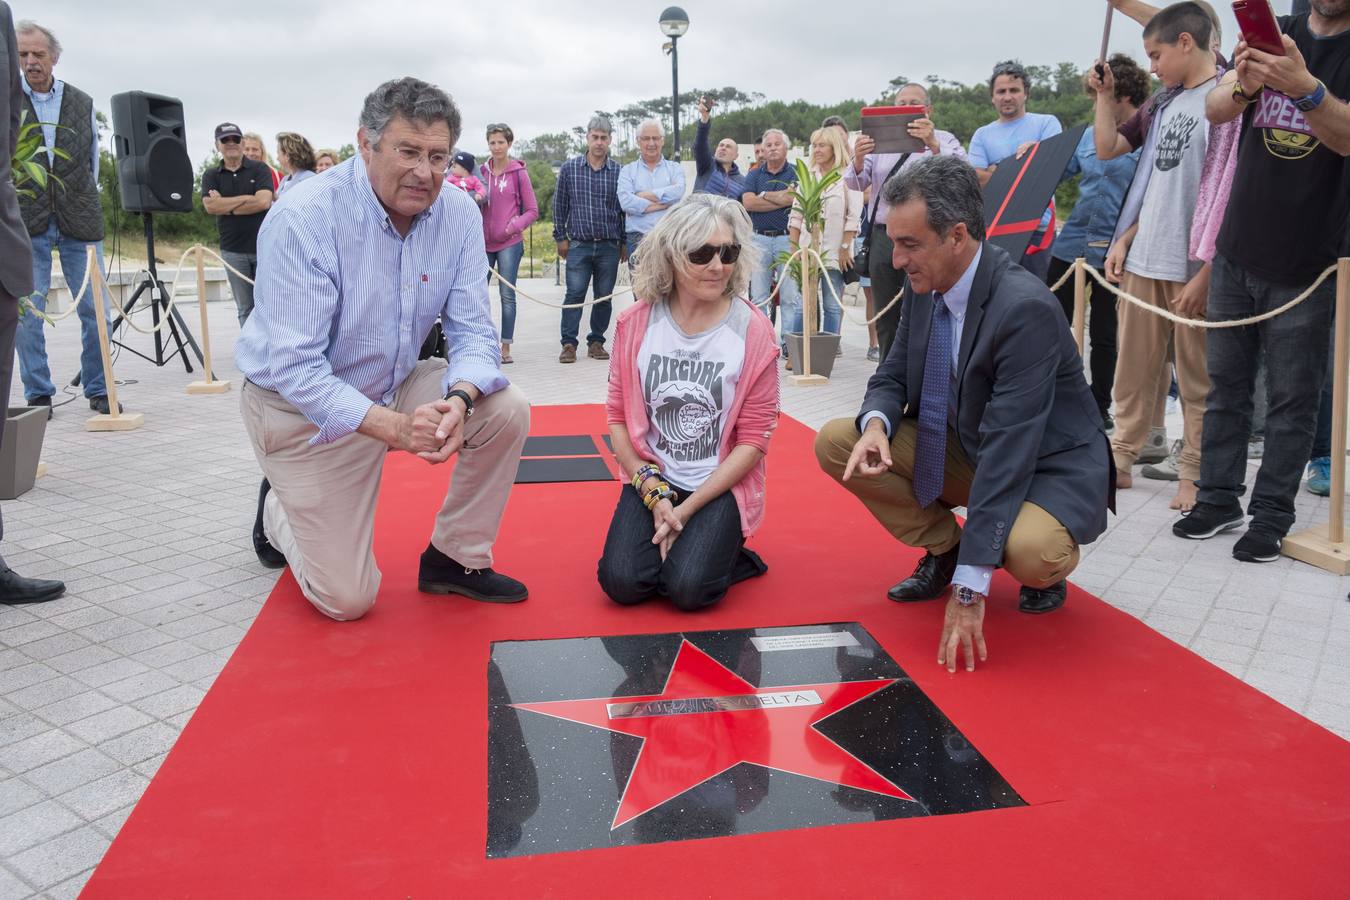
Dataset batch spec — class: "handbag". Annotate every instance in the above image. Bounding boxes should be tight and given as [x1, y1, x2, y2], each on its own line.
[852, 153, 911, 279]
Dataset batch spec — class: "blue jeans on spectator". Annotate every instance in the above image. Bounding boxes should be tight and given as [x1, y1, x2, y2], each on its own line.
[486, 240, 524, 343]
[560, 239, 619, 348]
[748, 233, 800, 344]
[219, 249, 257, 326]
[18, 221, 109, 401]
[780, 268, 843, 337]
[597, 484, 766, 611]
[1197, 254, 1333, 535]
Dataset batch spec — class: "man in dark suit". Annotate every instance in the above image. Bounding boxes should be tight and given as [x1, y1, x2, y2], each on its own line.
[815, 156, 1112, 673]
[1, 0, 65, 604]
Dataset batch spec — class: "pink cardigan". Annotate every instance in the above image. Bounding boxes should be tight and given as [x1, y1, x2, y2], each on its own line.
[606, 297, 781, 537]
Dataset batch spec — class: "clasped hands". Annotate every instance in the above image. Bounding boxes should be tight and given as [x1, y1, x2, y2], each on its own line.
[402, 399, 467, 464]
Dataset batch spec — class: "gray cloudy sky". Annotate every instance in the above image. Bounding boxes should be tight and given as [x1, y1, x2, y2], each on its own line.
[26, 0, 1261, 166]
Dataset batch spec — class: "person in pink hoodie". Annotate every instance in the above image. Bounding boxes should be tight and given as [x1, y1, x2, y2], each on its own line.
[480, 124, 539, 363]
[599, 194, 780, 611]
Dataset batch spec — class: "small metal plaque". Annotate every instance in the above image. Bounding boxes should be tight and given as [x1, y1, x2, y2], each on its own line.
[607, 690, 823, 719]
[750, 632, 861, 653]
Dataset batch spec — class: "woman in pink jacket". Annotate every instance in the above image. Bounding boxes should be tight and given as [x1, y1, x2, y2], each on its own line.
[599, 194, 781, 611]
[480, 124, 539, 363]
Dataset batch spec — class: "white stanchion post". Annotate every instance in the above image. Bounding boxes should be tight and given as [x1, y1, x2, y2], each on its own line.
[186, 245, 231, 395]
[1283, 257, 1350, 573]
[85, 245, 145, 432]
[1073, 258, 1087, 358]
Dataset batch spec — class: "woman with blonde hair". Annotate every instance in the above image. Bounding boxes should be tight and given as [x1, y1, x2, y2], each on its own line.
[787, 126, 860, 341]
[598, 194, 779, 611]
[274, 132, 317, 196]
[314, 148, 339, 173]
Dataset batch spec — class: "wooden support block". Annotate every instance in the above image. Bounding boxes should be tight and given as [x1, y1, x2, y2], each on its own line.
[86, 412, 146, 432]
[186, 380, 232, 395]
[789, 374, 829, 387]
[36, 462, 47, 479]
[1281, 524, 1350, 576]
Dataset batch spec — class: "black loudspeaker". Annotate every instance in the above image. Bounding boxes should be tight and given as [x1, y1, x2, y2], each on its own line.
[110, 91, 194, 214]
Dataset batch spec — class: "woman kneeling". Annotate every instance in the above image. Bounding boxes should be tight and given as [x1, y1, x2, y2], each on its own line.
[598, 194, 781, 611]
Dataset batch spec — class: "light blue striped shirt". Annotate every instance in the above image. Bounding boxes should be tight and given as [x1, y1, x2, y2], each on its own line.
[22, 79, 99, 178]
[617, 157, 686, 234]
[235, 154, 507, 446]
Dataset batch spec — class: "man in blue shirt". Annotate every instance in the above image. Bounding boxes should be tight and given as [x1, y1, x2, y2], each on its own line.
[617, 118, 686, 260]
[968, 61, 1063, 280]
[235, 77, 531, 620]
[741, 129, 800, 344]
[552, 115, 624, 363]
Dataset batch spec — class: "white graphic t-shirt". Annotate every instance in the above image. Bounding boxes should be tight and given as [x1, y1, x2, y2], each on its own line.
[637, 300, 750, 491]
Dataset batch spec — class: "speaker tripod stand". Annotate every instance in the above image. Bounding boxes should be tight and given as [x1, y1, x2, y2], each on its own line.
[70, 213, 204, 390]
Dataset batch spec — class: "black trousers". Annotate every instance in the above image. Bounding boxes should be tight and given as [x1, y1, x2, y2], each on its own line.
[868, 224, 907, 361]
[1047, 255, 1115, 419]
[0, 292, 17, 551]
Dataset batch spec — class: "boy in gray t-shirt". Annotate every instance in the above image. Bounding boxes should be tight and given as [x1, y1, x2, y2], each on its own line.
[1090, 1, 1222, 513]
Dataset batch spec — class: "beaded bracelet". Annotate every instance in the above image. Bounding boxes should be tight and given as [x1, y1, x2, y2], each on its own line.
[643, 482, 677, 510]
[631, 463, 662, 491]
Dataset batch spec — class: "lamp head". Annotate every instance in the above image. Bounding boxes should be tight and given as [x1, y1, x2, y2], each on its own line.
[659, 6, 689, 37]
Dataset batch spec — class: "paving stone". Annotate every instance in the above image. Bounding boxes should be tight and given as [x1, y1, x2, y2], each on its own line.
[70, 658, 151, 690]
[0, 863, 34, 900]
[0, 800, 83, 856]
[7, 826, 110, 891]
[2, 730, 84, 774]
[99, 723, 180, 767]
[0, 778, 44, 818]
[57, 770, 150, 822]
[32, 692, 120, 728]
[98, 671, 181, 705]
[65, 706, 155, 745]
[21, 748, 121, 798]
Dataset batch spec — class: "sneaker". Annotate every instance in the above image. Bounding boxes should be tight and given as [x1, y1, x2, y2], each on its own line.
[27, 395, 52, 420]
[867, 346, 880, 362]
[1138, 427, 1169, 464]
[1166, 396, 1180, 416]
[587, 341, 610, 360]
[418, 543, 528, 603]
[1101, 411, 1114, 434]
[1232, 527, 1282, 563]
[1248, 436, 1264, 459]
[1306, 456, 1332, 496]
[1141, 440, 1182, 481]
[1172, 500, 1246, 540]
[559, 344, 577, 364]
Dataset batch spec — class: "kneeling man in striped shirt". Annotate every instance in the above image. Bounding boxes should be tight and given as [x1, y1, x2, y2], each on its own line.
[235, 77, 531, 620]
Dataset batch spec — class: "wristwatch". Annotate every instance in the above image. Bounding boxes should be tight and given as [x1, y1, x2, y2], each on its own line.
[1231, 80, 1263, 105]
[953, 585, 984, 607]
[1293, 80, 1327, 113]
[444, 388, 475, 417]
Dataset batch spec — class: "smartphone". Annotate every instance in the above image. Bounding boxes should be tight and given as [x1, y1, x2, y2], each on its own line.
[1232, 0, 1286, 56]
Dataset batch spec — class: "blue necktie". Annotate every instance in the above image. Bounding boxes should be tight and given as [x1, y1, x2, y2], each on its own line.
[913, 293, 950, 509]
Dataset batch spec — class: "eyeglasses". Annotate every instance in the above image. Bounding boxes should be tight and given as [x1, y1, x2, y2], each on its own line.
[390, 145, 452, 174]
[687, 243, 741, 265]
[219, 136, 241, 144]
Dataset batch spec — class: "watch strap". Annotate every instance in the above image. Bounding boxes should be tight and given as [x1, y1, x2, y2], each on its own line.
[444, 388, 475, 415]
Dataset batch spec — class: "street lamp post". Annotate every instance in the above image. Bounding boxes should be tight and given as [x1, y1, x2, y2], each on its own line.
[659, 7, 689, 161]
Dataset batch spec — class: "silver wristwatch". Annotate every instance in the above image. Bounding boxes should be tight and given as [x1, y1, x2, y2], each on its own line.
[953, 585, 984, 607]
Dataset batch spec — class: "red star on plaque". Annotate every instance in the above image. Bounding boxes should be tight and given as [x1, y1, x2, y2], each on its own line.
[512, 640, 914, 828]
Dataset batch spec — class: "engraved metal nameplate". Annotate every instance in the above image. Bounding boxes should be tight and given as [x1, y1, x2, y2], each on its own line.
[607, 690, 823, 719]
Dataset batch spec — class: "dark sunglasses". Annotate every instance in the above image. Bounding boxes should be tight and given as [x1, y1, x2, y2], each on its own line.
[219, 135, 241, 144]
[687, 243, 741, 265]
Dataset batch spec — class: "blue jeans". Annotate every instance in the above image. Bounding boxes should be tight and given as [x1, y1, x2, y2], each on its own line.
[1197, 254, 1333, 535]
[748, 233, 799, 343]
[18, 220, 109, 401]
[486, 241, 524, 342]
[560, 239, 619, 347]
[219, 250, 257, 325]
[780, 268, 843, 337]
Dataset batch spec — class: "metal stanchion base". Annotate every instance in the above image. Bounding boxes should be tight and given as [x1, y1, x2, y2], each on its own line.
[1282, 524, 1350, 575]
[86, 412, 145, 432]
[186, 380, 232, 395]
[789, 374, 829, 386]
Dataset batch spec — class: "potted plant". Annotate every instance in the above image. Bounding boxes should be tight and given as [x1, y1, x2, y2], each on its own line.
[777, 158, 842, 381]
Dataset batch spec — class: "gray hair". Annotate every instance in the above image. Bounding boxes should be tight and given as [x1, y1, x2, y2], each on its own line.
[637, 118, 665, 137]
[894, 82, 930, 105]
[631, 194, 760, 304]
[15, 20, 61, 61]
[359, 77, 460, 147]
[881, 156, 986, 241]
[586, 114, 613, 136]
[761, 128, 788, 145]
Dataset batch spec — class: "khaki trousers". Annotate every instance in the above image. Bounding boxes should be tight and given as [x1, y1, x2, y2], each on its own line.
[814, 419, 1079, 590]
[1110, 272, 1208, 481]
[241, 361, 530, 621]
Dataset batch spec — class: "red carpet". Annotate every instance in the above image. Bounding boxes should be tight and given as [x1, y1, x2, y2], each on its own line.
[84, 406, 1349, 897]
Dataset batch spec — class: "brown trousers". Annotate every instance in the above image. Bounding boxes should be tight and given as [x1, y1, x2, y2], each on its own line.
[814, 418, 1079, 590]
[241, 361, 530, 621]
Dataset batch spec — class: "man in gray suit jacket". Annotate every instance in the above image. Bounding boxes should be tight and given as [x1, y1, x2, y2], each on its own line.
[0, 1, 65, 604]
[816, 156, 1112, 673]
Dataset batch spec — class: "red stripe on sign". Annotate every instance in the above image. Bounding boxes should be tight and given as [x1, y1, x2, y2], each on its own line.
[987, 142, 1040, 235]
[988, 219, 1043, 237]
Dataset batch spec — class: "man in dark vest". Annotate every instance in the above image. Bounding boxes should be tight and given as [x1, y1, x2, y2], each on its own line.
[15, 19, 118, 417]
[1, 3, 66, 604]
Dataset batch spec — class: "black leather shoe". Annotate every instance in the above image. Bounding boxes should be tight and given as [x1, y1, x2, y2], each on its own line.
[1018, 581, 1067, 614]
[887, 543, 960, 602]
[88, 395, 124, 415]
[27, 395, 53, 420]
[0, 567, 66, 605]
[418, 543, 527, 603]
[252, 479, 287, 569]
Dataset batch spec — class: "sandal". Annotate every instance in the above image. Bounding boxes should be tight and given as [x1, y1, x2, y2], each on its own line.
[500, 342, 513, 364]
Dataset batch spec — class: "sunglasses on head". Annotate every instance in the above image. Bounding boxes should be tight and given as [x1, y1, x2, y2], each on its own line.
[687, 243, 741, 265]
[219, 135, 241, 144]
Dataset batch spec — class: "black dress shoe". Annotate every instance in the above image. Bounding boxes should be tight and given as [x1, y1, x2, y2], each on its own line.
[27, 395, 53, 420]
[418, 543, 527, 603]
[88, 395, 124, 415]
[0, 567, 66, 605]
[888, 543, 961, 602]
[1018, 581, 1067, 614]
[252, 478, 287, 569]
